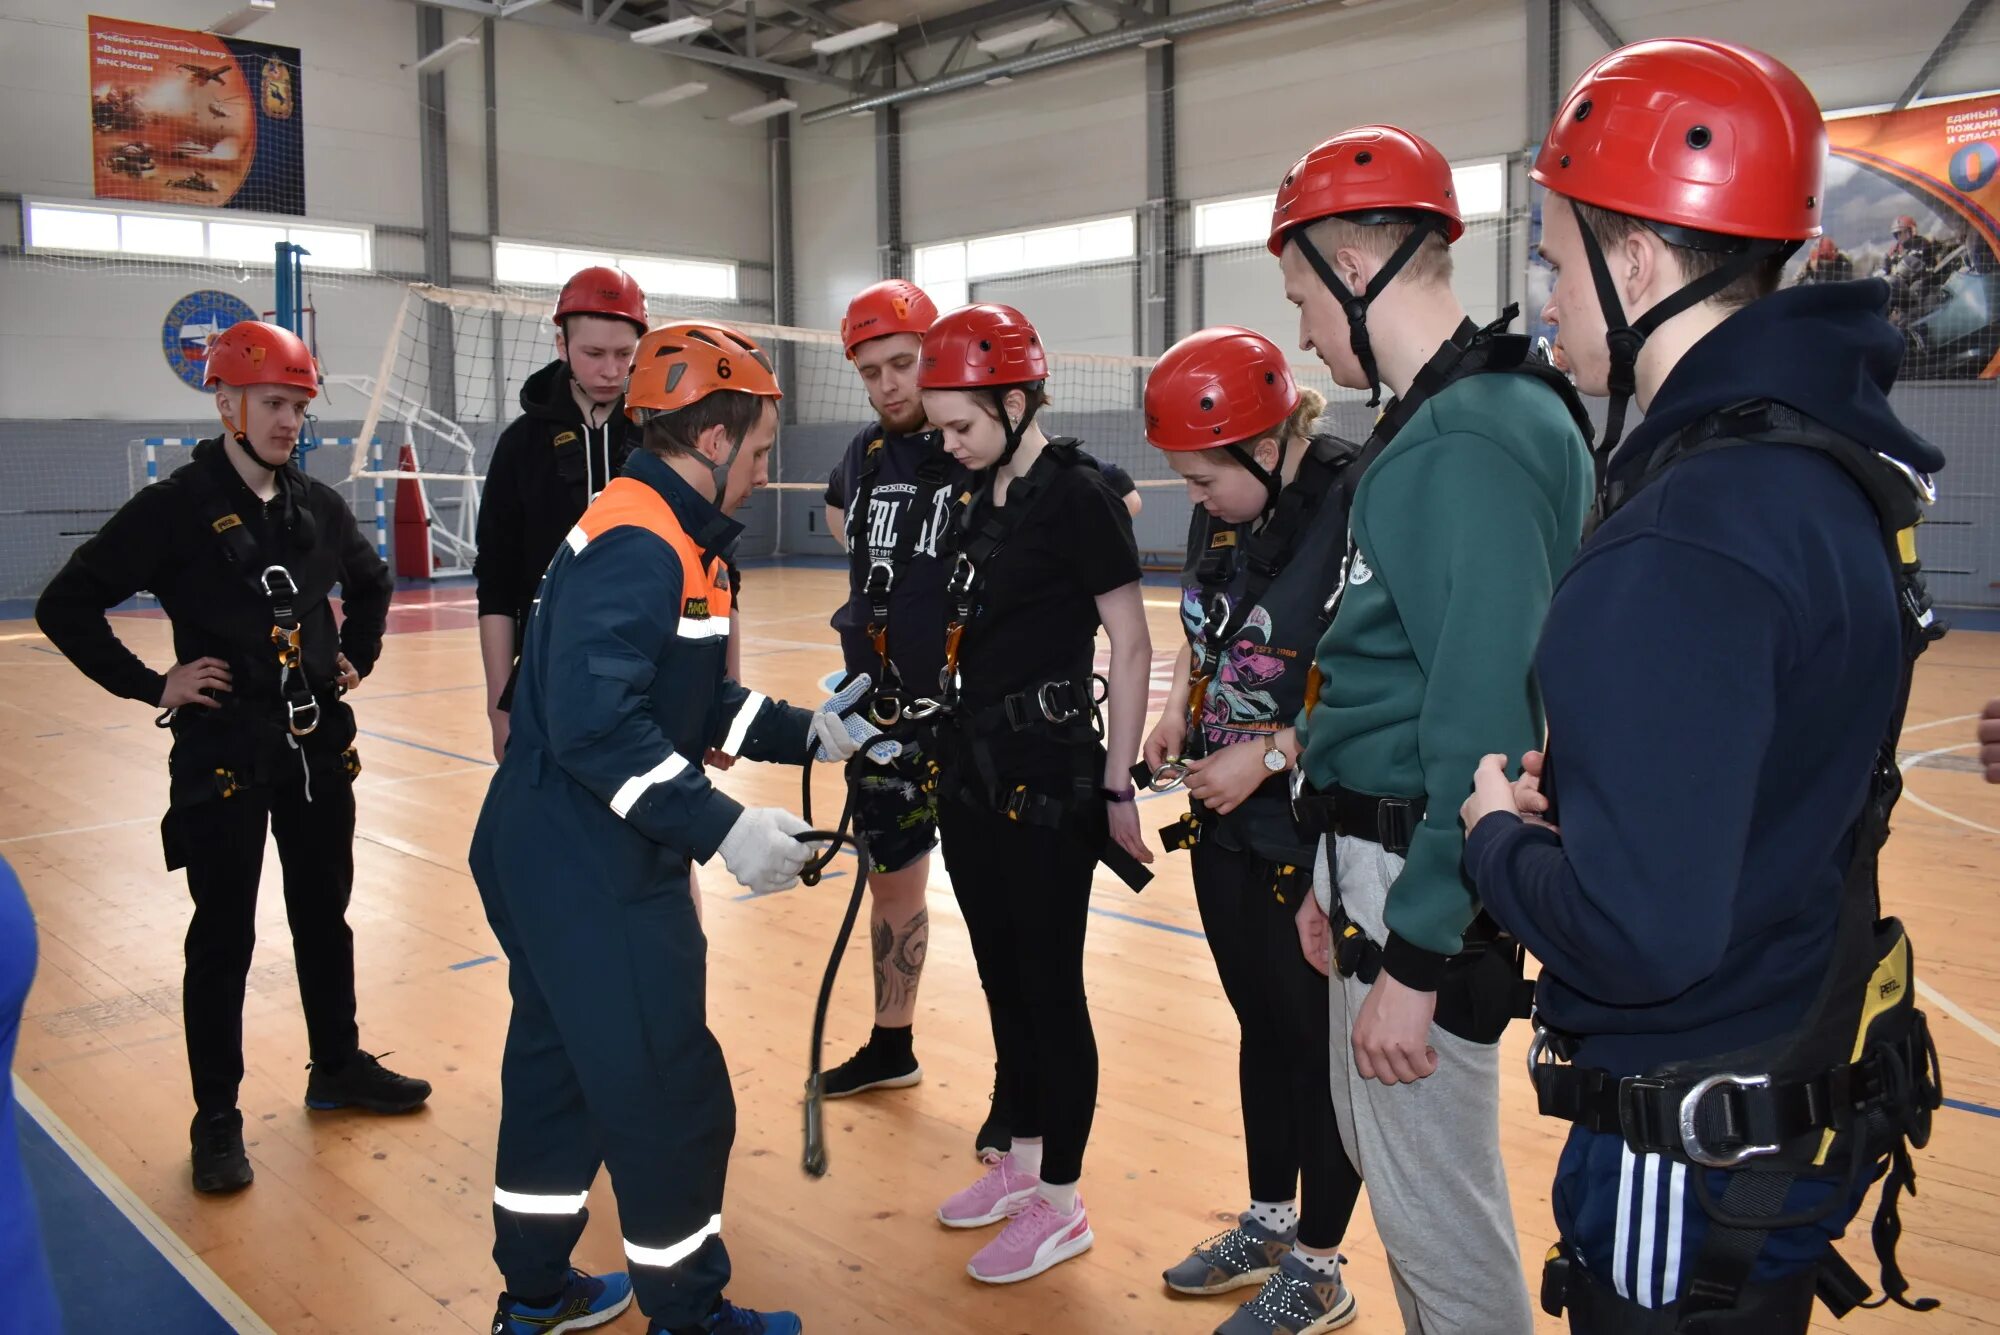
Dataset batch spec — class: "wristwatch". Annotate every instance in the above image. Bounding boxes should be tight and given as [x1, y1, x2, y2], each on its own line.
[1262, 734, 1289, 774]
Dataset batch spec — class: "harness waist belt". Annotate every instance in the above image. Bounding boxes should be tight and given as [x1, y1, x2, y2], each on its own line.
[1292, 782, 1426, 854]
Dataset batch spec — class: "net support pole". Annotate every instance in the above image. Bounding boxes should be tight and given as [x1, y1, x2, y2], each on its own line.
[769, 114, 796, 560]
[373, 438, 388, 560]
[356, 288, 414, 464]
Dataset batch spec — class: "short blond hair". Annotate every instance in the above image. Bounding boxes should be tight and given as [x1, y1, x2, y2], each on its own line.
[1302, 215, 1453, 287]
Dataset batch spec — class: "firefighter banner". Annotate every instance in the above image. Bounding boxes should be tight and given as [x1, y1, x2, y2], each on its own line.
[1803, 95, 2000, 380]
[88, 15, 304, 215]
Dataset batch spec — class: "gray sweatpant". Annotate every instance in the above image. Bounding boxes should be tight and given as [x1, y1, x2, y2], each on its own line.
[1317, 835, 1533, 1334]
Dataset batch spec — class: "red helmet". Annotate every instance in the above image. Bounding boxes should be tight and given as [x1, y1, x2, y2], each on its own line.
[1145, 327, 1299, 453]
[918, 304, 1048, 390]
[842, 279, 938, 357]
[1531, 38, 1824, 242]
[554, 265, 648, 333]
[1893, 214, 1919, 235]
[1812, 236, 1840, 261]
[1268, 125, 1464, 256]
[204, 320, 318, 396]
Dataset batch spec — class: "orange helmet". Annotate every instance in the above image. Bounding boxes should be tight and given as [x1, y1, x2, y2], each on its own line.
[204, 320, 318, 396]
[1893, 214, 1919, 235]
[625, 322, 783, 420]
[842, 279, 938, 357]
[1812, 236, 1839, 262]
[1267, 124, 1464, 256]
[1145, 327, 1299, 453]
[555, 266, 648, 333]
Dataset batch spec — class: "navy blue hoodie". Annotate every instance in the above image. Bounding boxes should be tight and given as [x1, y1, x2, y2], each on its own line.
[1467, 279, 1945, 1076]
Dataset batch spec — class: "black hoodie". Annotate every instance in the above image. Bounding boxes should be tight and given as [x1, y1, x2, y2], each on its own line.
[473, 358, 638, 643]
[1468, 279, 1946, 1075]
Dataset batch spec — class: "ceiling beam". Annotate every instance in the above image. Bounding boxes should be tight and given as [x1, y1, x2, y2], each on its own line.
[1896, 0, 1993, 108]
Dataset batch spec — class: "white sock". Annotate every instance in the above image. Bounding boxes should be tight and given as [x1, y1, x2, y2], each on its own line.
[1292, 1244, 1341, 1278]
[1009, 1137, 1043, 1180]
[1038, 1178, 1079, 1213]
[1249, 1199, 1299, 1234]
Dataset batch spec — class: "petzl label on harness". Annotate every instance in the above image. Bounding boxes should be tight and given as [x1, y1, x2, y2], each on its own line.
[211, 513, 244, 534]
[552, 430, 579, 448]
[684, 596, 711, 617]
[1209, 529, 1238, 550]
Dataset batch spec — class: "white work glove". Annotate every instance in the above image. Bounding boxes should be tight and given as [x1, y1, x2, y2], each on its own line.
[811, 672, 903, 765]
[717, 807, 814, 896]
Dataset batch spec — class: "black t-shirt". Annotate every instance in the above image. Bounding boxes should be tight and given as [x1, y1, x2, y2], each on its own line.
[948, 441, 1141, 781]
[1079, 452, 1137, 500]
[1177, 433, 1356, 861]
[825, 423, 968, 685]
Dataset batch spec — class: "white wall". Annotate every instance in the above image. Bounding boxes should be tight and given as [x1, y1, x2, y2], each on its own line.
[1178, 0, 1529, 205]
[901, 54, 1148, 243]
[486, 18, 772, 263]
[791, 93, 878, 334]
[0, 0, 775, 422]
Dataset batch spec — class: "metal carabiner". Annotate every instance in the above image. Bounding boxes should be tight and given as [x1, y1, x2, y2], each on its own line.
[901, 697, 945, 721]
[1038, 681, 1083, 725]
[285, 696, 321, 737]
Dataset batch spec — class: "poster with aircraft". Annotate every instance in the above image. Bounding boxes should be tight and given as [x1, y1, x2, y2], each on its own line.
[88, 15, 304, 215]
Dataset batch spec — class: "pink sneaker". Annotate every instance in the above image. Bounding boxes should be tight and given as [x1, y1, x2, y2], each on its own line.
[967, 1193, 1093, 1283]
[937, 1152, 1039, 1228]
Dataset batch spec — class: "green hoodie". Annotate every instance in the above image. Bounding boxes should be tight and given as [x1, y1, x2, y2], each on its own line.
[1296, 365, 1593, 987]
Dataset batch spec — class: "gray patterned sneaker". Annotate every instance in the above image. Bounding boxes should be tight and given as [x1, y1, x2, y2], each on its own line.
[1163, 1212, 1295, 1295]
[1214, 1251, 1357, 1334]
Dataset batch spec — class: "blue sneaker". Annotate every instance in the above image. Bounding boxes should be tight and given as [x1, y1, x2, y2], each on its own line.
[649, 1298, 802, 1334]
[492, 1269, 632, 1334]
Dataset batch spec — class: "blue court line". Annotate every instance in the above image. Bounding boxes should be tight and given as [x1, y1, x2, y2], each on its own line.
[1943, 1097, 2000, 1120]
[356, 728, 494, 768]
[1087, 904, 1207, 939]
[450, 954, 500, 971]
[17, 1098, 236, 1334]
[365, 683, 481, 702]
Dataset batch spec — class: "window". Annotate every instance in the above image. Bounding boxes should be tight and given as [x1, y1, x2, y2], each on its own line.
[1191, 159, 1510, 251]
[914, 213, 1137, 310]
[494, 239, 737, 302]
[22, 200, 374, 269]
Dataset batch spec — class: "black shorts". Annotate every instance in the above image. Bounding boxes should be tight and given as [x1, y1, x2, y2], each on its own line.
[851, 728, 939, 874]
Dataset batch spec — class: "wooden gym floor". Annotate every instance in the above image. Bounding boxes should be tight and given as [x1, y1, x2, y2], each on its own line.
[2, 566, 1997, 1333]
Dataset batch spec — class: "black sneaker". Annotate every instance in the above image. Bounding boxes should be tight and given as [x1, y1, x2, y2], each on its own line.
[652, 1298, 801, 1334]
[190, 1109, 253, 1194]
[305, 1050, 432, 1113]
[820, 1032, 921, 1100]
[974, 1061, 1010, 1163]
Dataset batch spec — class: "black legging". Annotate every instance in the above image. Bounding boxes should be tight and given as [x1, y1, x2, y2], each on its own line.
[937, 790, 1101, 1187]
[1191, 836, 1361, 1250]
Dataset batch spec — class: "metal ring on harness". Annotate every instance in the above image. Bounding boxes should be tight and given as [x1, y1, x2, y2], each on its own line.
[1038, 681, 1084, 725]
[1678, 1073, 1781, 1169]
[1135, 757, 1189, 793]
[867, 694, 904, 728]
[285, 698, 321, 737]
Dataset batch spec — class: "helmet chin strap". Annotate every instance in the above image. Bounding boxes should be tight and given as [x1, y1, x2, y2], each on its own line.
[990, 385, 1045, 471]
[227, 396, 287, 473]
[1223, 439, 1288, 520]
[1290, 216, 1443, 408]
[1574, 216, 1797, 474]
